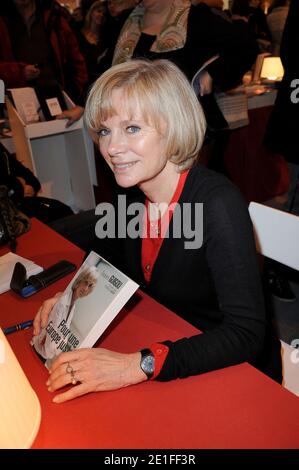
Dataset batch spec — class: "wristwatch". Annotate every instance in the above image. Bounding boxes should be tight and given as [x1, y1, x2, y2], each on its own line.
[140, 348, 155, 379]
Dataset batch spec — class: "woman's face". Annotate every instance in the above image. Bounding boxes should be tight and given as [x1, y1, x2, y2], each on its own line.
[74, 279, 96, 299]
[98, 88, 169, 190]
[91, 6, 105, 25]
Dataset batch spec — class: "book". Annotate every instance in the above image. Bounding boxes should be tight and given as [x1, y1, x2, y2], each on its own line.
[0, 252, 43, 295]
[191, 55, 229, 133]
[7, 84, 67, 124]
[192, 54, 251, 131]
[31, 251, 139, 368]
[7, 87, 40, 124]
[34, 84, 67, 121]
[191, 55, 219, 97]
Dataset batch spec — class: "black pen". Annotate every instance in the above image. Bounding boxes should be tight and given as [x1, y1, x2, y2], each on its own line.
[3, 320, 33, 335]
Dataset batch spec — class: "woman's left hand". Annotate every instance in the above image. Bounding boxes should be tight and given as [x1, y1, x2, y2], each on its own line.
[47, 348, 147, 403]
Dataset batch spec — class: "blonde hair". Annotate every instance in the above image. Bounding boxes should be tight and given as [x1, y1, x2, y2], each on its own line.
[72, 266, 99, 291]
[83, 0, 106, 32]
[85, 59, 206, 170]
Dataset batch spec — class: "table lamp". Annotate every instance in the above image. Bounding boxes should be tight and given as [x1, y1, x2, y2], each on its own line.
[0, 328, 41, 448]
[260, 57, 284, 82]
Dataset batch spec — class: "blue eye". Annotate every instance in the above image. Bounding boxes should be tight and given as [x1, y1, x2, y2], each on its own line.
[98, 128, 110, 137]
[127, 126, 140, 134]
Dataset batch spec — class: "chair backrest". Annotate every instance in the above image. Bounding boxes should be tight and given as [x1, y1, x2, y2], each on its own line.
[249, 202, 299, 271]
[249, 203, 299, 397]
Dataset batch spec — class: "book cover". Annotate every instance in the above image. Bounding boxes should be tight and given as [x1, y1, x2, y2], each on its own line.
[0, 252, 43, 295]
[7, 87, 41, 124]
[34, 84, 67, 121]
[191, 54, 219, 97]
[31, 251, 139, 368]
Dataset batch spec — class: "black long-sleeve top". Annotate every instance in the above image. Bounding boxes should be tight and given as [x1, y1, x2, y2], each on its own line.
[93, 165, 267, 381]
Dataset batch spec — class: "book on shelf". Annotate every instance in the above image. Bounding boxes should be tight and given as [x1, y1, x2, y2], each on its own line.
[31, 251, 139, 369]
[7, 83, 67, 124]
[0, 252, 43, 295]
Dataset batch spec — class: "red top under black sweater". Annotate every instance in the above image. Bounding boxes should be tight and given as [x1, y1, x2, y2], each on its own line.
[92, 164, 282, 383]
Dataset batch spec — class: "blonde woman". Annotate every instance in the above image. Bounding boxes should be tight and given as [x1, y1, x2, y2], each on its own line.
[34, 59, 281, 402]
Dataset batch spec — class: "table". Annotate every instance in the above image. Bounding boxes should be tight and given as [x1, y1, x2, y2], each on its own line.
[1, 220, 299, 449]
[224, 89, 289, 203]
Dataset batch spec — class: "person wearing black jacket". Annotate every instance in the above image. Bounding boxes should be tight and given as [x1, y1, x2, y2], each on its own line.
[265, 0, 299, 193]
[111, 0, 258, 159]
[0, 142, 41, 202]
[0, 142, 73, 224]
[263, 0, 299, 301]
[33, 60, 281, 403]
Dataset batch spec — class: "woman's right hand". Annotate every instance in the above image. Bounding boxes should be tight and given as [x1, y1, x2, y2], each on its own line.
[33, 293, 62, 336]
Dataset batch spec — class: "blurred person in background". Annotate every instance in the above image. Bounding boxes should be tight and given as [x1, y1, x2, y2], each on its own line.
[263, 0, 299, 301]
[76, 0, 108, 86]
[267, 0, 290, 55]
[191, 1, 231, 20]
[0, 0, 88, 104]
[248, 0, 271, 44]
[96, 0, 141, 75]
[231, 0, 270, 50]
[0, 142, 73, 224]
[112, 0, 258, 141]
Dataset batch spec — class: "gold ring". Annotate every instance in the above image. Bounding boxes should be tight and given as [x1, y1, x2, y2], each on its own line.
[66, 362, 73, 374]
[70, 370, 78, 385]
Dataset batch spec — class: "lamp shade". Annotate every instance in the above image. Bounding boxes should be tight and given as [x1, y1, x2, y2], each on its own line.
[260, 57, 284, 80]
[0, 328, 41, 448]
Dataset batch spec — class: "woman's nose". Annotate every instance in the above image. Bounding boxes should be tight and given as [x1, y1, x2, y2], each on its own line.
[107, 130, 126, 156]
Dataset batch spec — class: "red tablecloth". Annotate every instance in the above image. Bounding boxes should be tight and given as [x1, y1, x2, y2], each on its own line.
[1, 220, 299, 449]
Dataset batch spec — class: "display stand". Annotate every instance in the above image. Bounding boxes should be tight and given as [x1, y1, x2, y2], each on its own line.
[6, 93, 96, 212]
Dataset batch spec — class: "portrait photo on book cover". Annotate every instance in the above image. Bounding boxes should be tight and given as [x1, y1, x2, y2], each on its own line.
[31, 251, 138, 369]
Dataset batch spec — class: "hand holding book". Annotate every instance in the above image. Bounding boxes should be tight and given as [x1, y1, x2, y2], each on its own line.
[191, 54, 219, 97]
[31, 252, 140, 401]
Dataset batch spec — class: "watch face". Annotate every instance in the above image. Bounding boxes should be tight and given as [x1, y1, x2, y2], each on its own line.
[141, 354, 155, 375]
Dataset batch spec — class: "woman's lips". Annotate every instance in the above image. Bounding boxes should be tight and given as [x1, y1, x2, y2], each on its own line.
[113, 161, 138, 172]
